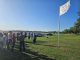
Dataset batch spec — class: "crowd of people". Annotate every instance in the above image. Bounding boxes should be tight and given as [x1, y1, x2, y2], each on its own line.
[0, 31, 37, 52]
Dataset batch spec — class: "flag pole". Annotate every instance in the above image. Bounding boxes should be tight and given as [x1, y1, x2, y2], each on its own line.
[58, 15, 60, 47]
[58, 0, 70, 47]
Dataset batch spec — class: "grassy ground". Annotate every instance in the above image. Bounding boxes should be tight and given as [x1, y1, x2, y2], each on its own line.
[0, 34, 80, 60]
[26, 34, 80, 60]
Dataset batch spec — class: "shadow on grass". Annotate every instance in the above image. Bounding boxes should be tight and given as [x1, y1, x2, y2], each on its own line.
[36, 43, 58, 47]
[35, 43, 69, 48]
[26, 40, 47, 44]
[0, 45, 56, 60]
[25, 48, 56, 60]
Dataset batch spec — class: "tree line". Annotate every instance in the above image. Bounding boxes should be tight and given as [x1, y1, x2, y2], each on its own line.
[63, 11, 80, 34]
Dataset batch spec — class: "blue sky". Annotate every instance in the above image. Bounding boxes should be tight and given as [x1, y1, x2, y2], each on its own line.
[0, 0, 79, 31]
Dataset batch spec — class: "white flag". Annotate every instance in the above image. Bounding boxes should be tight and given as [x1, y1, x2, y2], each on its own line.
[60, 0, 70, 16]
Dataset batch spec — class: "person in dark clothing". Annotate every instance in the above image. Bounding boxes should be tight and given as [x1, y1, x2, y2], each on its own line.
[7, 31, 13, 50]
[17, 33, 19, 40]
[11, 33, 16, 51]
[28, 32, 30, 39]
[24, 32, 27, 38]
[19, 32, 26, 52]
[0, 33, 3, 49]
[33, 33, 37, 44]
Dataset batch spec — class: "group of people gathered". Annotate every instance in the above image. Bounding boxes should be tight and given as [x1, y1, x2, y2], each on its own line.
[0, 31, 37, 52]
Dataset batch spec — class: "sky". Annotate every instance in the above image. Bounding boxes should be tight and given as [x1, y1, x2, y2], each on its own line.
[0, 0, 80, 31]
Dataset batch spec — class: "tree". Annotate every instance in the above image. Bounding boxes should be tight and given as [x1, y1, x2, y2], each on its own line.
[75, 18, 80, 33]
[63, 29, 70, 33]
[62, 11, 80, 34]
[70, 26, 77, 34]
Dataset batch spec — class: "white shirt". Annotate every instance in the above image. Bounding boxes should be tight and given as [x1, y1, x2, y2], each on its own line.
[8, 33, 12, 39]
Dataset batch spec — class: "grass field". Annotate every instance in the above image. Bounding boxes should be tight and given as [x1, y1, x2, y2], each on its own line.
[0, 34, 80, 60]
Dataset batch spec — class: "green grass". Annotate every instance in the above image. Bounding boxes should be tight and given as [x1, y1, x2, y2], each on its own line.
[26, 34, 80, 60]
[0, 34, 80, 60]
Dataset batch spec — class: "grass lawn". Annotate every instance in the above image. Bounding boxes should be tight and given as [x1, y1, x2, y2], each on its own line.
[26, 34, 80, 60]
[0, 34, 80, 60]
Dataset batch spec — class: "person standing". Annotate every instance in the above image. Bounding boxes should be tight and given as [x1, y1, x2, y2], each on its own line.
[33, 33, 37, 44]
[0, 32, 3, 49]
[3, 33, 8, 49]
[28, 32, 30, 39]
[12, 33, 16, 51]
[7, 31, 12, 49]
[19, 32, 26, 52]
[17, 32, 20, 41]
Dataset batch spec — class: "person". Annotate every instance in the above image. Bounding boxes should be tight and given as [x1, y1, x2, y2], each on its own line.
[11, 33, 16, 51]
[17, 32, 20, 41]
[0, 32, 3, 49]
[7, 31, 13, 49]
[3, 33, 8, 49]
[28, 32, 30, 39]
[31, 32, 34, 39]
[33, 33, 37, 44]
[19, 32, 26, 52]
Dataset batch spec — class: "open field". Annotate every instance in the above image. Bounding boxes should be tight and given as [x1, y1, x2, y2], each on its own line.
[0, 34, 80, 60]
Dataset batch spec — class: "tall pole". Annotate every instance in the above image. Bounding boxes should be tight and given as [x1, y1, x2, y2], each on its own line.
[58, 0, 70, 47]
[58, 16, 60, 47]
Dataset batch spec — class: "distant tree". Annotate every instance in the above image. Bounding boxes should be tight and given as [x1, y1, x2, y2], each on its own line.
[78, 11, 80, 17]
[70, 26, 77, 34]
[63, 11, 80, 34]
[75, 18, 80, 27]
[75, 18, 80, 33]
[63, 29, 70, 33]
